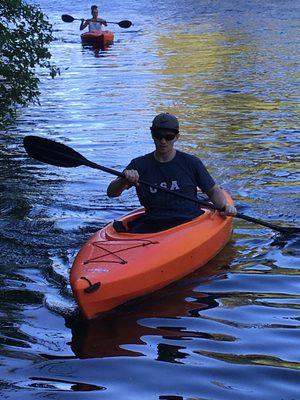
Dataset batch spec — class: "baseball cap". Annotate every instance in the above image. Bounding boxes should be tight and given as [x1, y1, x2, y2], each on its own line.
[150, 113, 179, 133]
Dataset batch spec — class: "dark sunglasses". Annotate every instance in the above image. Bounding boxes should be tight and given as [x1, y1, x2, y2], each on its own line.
[152, 131, 177, 141]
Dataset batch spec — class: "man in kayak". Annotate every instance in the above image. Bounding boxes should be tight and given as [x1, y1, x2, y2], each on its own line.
[80, 5, 107, 32]
[107, 113, 237, 233]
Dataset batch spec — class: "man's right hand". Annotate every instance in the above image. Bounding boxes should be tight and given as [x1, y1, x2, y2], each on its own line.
[124, 169, 139, 186]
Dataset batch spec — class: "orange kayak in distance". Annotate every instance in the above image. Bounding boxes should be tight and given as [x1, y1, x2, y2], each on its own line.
[81, 30, 114, 49]
[70, 193, 234, 320]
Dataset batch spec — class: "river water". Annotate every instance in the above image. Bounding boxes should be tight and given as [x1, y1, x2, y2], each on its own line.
[0, 0, 299, 398]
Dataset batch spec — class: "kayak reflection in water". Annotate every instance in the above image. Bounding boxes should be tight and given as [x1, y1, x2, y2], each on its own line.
[107, 113, 237, 233]
[80, 4, 107, 32]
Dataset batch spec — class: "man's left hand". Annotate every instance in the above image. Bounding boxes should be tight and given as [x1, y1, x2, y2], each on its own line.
[220, 204, 237, 217]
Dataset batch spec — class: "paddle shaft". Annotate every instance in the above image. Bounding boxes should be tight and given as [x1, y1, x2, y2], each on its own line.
[61, 15, 131, 27]
[72, 18, 123, 24]
[84, 158, 299, 232]
[107, 21, 125, 25]
[23, 135, 299, 235]
[82, 158, 221, 211]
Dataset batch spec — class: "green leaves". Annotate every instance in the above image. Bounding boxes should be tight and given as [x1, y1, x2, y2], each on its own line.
[0, 0, 59, 128]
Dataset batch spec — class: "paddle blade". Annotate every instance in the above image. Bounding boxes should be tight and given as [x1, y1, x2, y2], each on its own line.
[118, 20, 132, 28]
[23, 136, 87, 168]
[61, 14, 75, 23]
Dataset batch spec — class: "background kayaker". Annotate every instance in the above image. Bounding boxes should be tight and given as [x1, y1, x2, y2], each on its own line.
[107, 113, 237, 233]
[80, 5, 107, 32]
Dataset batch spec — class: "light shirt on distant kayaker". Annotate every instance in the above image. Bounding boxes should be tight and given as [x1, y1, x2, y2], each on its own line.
[89, 20, 105, 32]
[125, 150, 215, 221]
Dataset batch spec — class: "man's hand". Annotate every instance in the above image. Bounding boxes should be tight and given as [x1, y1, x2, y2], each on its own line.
[220, 203, 237, 217]
[124, 169, 139, 186]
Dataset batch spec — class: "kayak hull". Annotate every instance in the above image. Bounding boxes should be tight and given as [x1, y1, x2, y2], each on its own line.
[70, 194, 234, 319]
[81, 31, 114, 49]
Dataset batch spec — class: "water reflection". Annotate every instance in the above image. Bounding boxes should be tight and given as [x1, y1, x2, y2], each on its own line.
[68, 248, 236, 360]
[197, 351, 300, 370]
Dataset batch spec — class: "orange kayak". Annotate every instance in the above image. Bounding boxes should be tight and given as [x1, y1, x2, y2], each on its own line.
[81, 30, 114, 49]
[70, 193, 234, 319]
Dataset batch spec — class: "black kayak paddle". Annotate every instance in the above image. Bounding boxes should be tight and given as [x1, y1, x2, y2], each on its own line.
[23, 135, 300, 236]
[61, 14, 132, 28]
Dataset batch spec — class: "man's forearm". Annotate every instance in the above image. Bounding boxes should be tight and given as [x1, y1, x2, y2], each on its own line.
[107, 177, 129, 197]
[207, 185, 228, 209]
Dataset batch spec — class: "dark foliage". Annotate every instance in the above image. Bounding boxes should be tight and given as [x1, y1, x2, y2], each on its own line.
[0, 0, 59, 128]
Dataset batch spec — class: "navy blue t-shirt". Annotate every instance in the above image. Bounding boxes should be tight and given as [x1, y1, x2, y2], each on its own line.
[126, 151, 215, 221]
